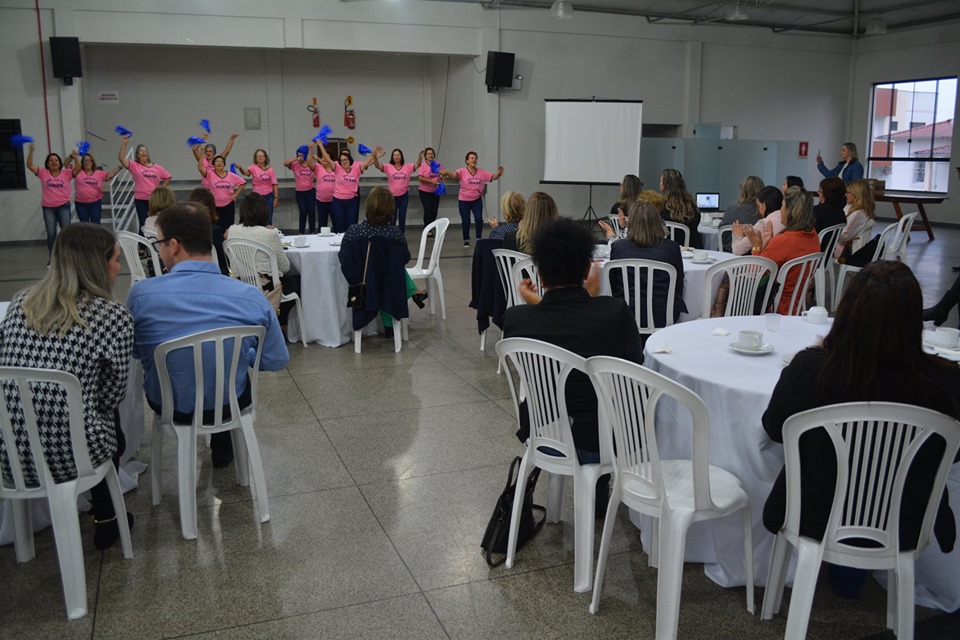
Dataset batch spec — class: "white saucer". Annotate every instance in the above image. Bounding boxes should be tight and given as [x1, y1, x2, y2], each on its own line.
[681, 250, 695, 259]
[730, 342, 774, 356]
[318, 232, 335, 237]
[692, 257, 716, 264]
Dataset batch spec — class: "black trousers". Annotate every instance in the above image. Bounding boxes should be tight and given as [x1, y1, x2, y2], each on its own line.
[146, 380, 252, 454]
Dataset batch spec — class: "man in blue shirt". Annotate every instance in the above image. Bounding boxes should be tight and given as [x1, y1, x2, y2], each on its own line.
[127, 202, 289, 467]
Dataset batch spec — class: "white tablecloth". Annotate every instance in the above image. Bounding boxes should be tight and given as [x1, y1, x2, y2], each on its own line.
[697, 223, 721, 251]
[639, 315, 960, 611]
[284, 236, 376, 347]
[677, 251, 737, 322]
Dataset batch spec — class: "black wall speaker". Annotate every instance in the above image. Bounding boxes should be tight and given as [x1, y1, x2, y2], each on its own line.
[485, 51, 515, 90]
[50, 37, 82, 83]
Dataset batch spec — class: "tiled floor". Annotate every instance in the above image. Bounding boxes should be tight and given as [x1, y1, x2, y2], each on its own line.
[2, 214, 959, 639]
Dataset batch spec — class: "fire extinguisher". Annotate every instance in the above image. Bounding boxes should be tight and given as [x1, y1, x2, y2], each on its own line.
[344, 95, 356, 130]
[308, 97, 320, 128]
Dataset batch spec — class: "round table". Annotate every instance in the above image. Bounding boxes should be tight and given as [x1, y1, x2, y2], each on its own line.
[677, 250, 737, 322]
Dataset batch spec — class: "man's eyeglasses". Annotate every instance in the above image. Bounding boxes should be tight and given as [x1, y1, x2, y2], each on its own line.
[150, 237, 174, 253]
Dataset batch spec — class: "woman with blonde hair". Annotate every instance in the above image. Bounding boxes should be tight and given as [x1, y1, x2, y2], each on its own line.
[659, 169, 703, 249]
[834, 179, 876, 259]
[610, 174, 643, 217]
[142, 186, 175, 232]
[0, 223, 134, 550]
[504, 191, 558, 254]
[488, 190, 525, 241]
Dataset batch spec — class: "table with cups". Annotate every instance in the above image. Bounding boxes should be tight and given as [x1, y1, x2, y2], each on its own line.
[636, 313, 960, 611]
[697, 213, 723, 251]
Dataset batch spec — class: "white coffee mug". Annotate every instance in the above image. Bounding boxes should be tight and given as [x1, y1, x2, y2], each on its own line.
[694, 250, 708, 262]
[739, 330, 763, 350]
[802, 306, 829, 324]
[934, 327, 960, 347]
[320, 226, 331, 235]
[294, 235, 308, 247]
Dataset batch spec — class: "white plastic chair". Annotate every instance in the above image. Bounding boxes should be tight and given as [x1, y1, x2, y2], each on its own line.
[140, 225, 158, 241]
[353, 316, 407, 354]
[509, 257, 542, 306]
[717, 224, 733, 252]
[608, 214, 624, 238]
[664, 221, 689, 247]
[761, 402, 960, 640]
[834, 221, 899, 308]
[602, 258, 678, 336]
[496, 338, 613, 593]
[771, 252, 823, 316]
[701, 256, 778, 319]
[492, 248, 529, 309]
[0, 367, 133, 619]
[815, 223, 845, 309]
[406, 218, 450, 319]
[149, 326, 270, 540]
[585, 356, 754, 638]
[885, 211, 918, 263]
[223, 237, 307, 347]
[117, 229, 162, 284]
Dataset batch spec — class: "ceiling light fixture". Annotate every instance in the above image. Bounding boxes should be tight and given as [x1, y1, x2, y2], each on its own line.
[865, 16, 888, 35]
[550, 0, 574, 20]
[725, 1, 749, 22]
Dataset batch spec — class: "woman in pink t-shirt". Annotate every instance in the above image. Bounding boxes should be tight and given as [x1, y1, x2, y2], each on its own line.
[72, 153, 121, 225]
[440, 151, 504, 247]
[316, 144, 381, 233]
[26, 142, 77, 255]
[197, 154, 247, 228]
[417, 147, 443, 235]
[284, 145, 318, 233]
[372, 148, 424, 233]
[118, 135, 171, 230]
[235, 149, 279, 225]
[191, 130, 238, 175]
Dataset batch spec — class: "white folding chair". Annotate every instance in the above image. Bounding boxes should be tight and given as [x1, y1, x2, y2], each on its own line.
[835, 221, 898, 309]
[0, 367, 133, 619]
[223, 237, 307, 347]
[602, 258, 678, 336]
[885, 211, 918, 263]
[149, 326, 270, 540]
[117, 229, 162, 284]
[815, 223, 845, 309]
[586, 357, 754, 639]
[761, 402, 960, 640]
[496, 338, 613, 593]
[717, 224, 733, 252]
[702, 256, 778, 318]
[664, 221, 689, 247]
[772, 252, 824, 316]
[509, 257, 542, 306]
[407, 218, 450, 319]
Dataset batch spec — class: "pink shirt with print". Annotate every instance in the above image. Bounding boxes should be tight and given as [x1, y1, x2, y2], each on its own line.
[382, 163, 415, 197]
[455, 167, 493, 202]
[127, 162, 171, 200]
[334, 163, 363, 200]
[74, 169, 110, 203]
[290, 162, 315, 191]
[248, 165, 278, 196]
[315, 164, 337, 202]
[203, 171, 246, 207]
[37, 168, 73, 207]
[417, 162, 442, 194]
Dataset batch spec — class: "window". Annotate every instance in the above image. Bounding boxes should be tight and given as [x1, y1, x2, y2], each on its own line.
[0, 119, 27, 190]
[868, 77, 956, 192]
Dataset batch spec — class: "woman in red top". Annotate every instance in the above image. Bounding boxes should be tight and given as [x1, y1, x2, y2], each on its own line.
[745, 186, 821, 315]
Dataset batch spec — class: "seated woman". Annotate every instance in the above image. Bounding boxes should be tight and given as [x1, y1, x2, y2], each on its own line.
[762, 261, 960, 598]
[812, 177, 847, 235]
[488, 190, 525, 241]
[142, 186, 174, 233]
[608, 201, 688, 333]
[731, 185, 784, 256]
[609, 174, 642, 217]
[659, 169, 703, 249]
[503, 191, 559, 255]
[745, 186, 820, 315]
[719, 176, 764, 251]
[339, 187, 428, 338]
[188, 187, 230, 275]
[0, 223, 134, 550]
[923, 273, 960, 326]
[834, 179, 876, 260]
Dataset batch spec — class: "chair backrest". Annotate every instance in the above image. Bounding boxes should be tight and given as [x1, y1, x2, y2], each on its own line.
[0, 367, 91, 496]
[410, 218, 450, 273]
[141, 225, 158, 241]
[772, 252, 824, 316]
[602, 258, 678, 335]
[701, 256, 778, 319]
[153, 326, 266, 430]
[509, 257, 542, 306]
[496, 338, 593, 469]
[717, 225, 733, 252]
[116, 230, 162, 284]
[664, 221, 689, 247]
[885, 212, 918, 262]
[492, 249, 529, 308]
[223, 238, 281, 289]
[818, 223, 845, 261]
[872, 221, 900, 263]
[608, 215, 623, 238]
[586, 355, 717, 512]
[781, 402, 960, 557]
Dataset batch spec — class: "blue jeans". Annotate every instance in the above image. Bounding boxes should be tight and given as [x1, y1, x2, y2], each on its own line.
[75, 200, 102, 224]
[316, 200, 332, 229]
[458, 198, 484, 242]
[332, 197, 360, 233]
[134, 199, 150, 230]
[42, 204, 72, 253]
[393, 193, 410, 233]
[262, 193, 275, 225]
[295, 189, 316, 233]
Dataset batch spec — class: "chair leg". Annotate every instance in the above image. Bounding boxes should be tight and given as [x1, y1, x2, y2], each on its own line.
[231, 429, 250, 487]
[480, 329, 486, 353]
[354, 330, 361, 354]
[572, 469, 599, 592]
[505, 453, 532, 570]
[240, 418, 270, 523]
[294, 299, 308, 348]
[546, 473, 566, 523]
[654, 511, 692, 640]
[104, 466, 133, 558]
[47, 485, 88, 620]
[894, 556, 915, 639]
[11, 498, 36, 562]
[393, 317, 403, 352]
[782, 539, 824, 640]
[176, 429, 199, 540]
[150, 419, 163, 506]
[742, 507, 755, 614]
[761, 532, 790, 619]
[887, 568, 896, 631]
[434, 271, 446, 320]
[649, 518, 660, 568]
[589, 482, 622, 614]
[427, 277, 436, 316]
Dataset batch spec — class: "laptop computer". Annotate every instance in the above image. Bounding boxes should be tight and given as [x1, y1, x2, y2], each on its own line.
[696, 192, 720, 212]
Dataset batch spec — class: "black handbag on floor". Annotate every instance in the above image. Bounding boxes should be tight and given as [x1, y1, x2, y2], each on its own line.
[481, 456, 547, 567]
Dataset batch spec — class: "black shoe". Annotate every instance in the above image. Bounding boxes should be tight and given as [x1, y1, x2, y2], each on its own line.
[384, 326, 394, 339]
[211, 447, 234, 469]
[94, 512, 134, 551]
[412, 291, 429, 309]
[923, 306, 950, 326]
[953, 265, 960, 272]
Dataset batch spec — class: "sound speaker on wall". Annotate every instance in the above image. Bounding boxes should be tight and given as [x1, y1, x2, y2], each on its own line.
[50, 37, 82, 85]
[485, 51, 515, 92]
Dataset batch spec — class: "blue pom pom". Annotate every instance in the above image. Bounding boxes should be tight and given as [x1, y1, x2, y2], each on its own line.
[77, 140, 91, 156]
[318, 124, 332, 144]
[199, 119, 211, 133]
[10, 134, 34, 147]
[115, 125, 133, 137]
[435, 182, 447, 196]
[297, 145, 310, 158]
[311, 131, 323, 143]
[187, 136, 206, 147]
[358, 144, 371, 156]
[429, 160, 441, 173]
[231, 163, 239, 174]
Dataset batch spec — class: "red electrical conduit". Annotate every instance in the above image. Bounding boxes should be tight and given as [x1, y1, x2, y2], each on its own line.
[35, 0, 53, 151]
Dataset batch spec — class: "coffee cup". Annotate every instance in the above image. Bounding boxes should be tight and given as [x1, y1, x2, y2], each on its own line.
[320, 226, 331, 235]
[694, 250, 708, 262]
[802, 306, 829, 324]
[739, 330, 763, 351]
[293, 235, 308, 247]
[933, 327, 960, 348]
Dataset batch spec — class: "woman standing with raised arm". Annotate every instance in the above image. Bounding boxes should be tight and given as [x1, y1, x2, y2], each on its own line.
[284, 144, 317, 234]
[235, 149, 279, 224]
[316, 143, 381, 233]
[192, 130, 239, 174]
[118, 135, 171, 230]
[816, 142, 864, 184]
[417, 147, 443, 235]
[440, 151, 504, 248]
[73, 152, 122, 225]
[26, 142, 76, 256]
[310, 143, 337, 232]
[373, 148, 423, 234]
[197, 154, 246, 229]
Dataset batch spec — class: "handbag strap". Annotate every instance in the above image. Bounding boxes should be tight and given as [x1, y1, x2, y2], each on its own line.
[360, 240, 372, 285]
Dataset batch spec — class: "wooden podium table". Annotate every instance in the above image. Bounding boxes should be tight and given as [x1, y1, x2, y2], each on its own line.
[874, 192, 946, 241]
